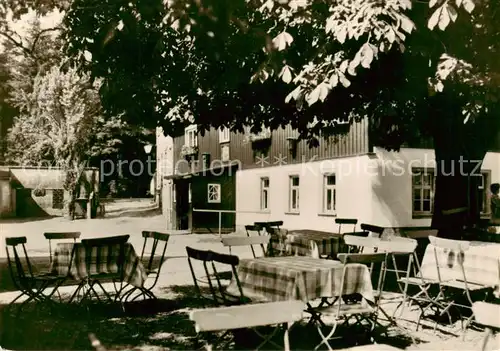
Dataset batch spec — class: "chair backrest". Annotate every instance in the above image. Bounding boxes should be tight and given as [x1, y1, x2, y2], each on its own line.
[428, 235, 470, 251]
[44, 232, 81, 264]
[140, 231, 170, 273]
[5, 237, 33, 286]
[377, 237, 418, 254]
[209, 251, 245, 304]
[185, 246, 217, 306]
[336, 218, 358, 234]
[377, 237, 418, 289]
[428, 235, 472, 286]
[360, 223, 385, 237]
[80, 235, 130, 279]
[245, 224, 262, 234]
[222, 235, 271, 258]
[343, 235, 381, 253]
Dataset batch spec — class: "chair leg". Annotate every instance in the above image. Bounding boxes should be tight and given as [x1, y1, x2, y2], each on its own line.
[283, 323, 290, 351]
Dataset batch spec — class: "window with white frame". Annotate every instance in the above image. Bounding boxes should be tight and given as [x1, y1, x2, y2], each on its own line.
[322, 174, 336, 214]
[219, 127, 230, 143]
[289, 175, 300, 212]
[412, 169, 490, 216]
[260, 177, 269, 210]
[208, 183, 221, 203]
[184, 125, 198, 147]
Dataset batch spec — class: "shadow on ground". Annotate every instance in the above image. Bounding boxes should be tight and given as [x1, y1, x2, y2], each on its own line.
[0, 284, 416, 351]
[103, 207, 162, 219]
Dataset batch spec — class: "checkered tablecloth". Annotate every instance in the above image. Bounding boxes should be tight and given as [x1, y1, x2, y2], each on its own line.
[226, 256, 374, 303]
[50, 242, 147, 287]
[420, 241, 500, 287]
[284, 230, 344, 259]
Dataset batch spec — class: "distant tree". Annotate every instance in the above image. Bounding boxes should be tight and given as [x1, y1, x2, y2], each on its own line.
[6, 65, 103, 216]
[1, 9, 155, 200]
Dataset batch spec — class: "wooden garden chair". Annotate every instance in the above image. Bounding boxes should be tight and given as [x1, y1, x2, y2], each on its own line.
[44, 232, 81, 265]
[186, 246, 220, 307]
[121, 231, 170, 302]
[79, 235, 130, 302]
[360, 223, 385, 238]
[428, 236, 494, 333]
[336, 218, 358, 234]
[209, 251, 252, 306]
[5, 236, 74, 308]
[189, 300, 305, 351]
[472, 301, 500, 351]
[221, 235, 271, 258]
[310, 252, 389, 351]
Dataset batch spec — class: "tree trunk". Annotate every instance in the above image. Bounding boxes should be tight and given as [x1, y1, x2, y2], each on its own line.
[430, 100, 491, 239]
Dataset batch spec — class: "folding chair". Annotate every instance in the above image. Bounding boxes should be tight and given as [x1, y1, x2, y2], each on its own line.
[121, 231, 170, 302]
[343, 235, 381, 254]
[221, 235, 271, 258]
[310, 252, 389, 350]
[5, 236, 74, 308]
[246, 224, 263, 237]
[472, 302, 500, 351]
[375, 238, 418, 317]
[360, 224, 385, 238]
[210, 251, 253, 306]
[336, 218, 358, 234]
[77, 235, 130, 303]
[428, 236, 494, 332]
[44, 232, 81, 300]
[44, 232, 81, 265]
[190, 300, 305, 351]
[186, 246, 220, 307]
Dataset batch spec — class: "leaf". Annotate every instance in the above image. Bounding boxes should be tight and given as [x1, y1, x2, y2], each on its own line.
[455, 0, 463, 7]
[386, 28, 396, 43]
[360, 43, 374, 69]
[280, 65, 293, 84]
[337, 26, 347, 44]
[285, 86, 302, 103]
[462, 0, 475, 13]
[447, 4, 458, 22]
[325, 17, 335, 33]
[339, 73, 351, 88]
[429, 0, 438, 7]
[329, 73, 339, 87]
[435, 81, 444, 92]
[438, 6, 451, 30]
[339, 60, 349, 73]
[272, 32, 294, 51]
[307, 85, 321, 105]
[400, 16, 415, 33]
[428, 7, 442, 30]
[318, 82, 330, 102]
[83, 50, 92, 62]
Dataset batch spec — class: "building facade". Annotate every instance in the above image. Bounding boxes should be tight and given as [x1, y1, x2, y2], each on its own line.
[159, 119, 500, 233]
[0, 166, 99, 218]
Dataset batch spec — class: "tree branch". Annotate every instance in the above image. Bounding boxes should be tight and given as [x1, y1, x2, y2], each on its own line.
[0, 31, 33, 57]
[31, 26, 64, 52]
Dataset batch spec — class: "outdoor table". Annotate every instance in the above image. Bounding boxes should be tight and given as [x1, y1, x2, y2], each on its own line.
[50, 242, 148, 287]
[281, 229, 345, 259]
[420, 240, 500, 288]
[225, 256, 374, 303]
